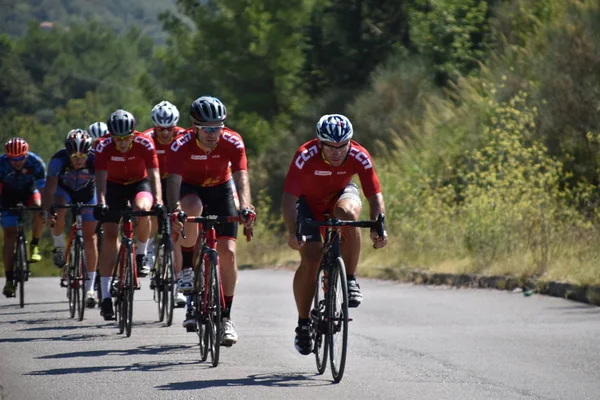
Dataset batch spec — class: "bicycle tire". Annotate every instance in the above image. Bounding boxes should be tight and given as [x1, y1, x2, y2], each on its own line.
[68, 245, 77, 318]
[195, 255, 208, 362]
[164, 247, 175, 327]
[117, 247, 126, 334]
[328, 257, 349, 383]
[313, 266, 329, 374]
[17, 235, 26, 308]
[207, 251, 221, 367]
[155, 243, 165, 322]
[125, 249, 135, 337]
[77, 239, 88, 321]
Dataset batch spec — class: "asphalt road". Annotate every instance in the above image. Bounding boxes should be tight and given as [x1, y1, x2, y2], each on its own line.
[0, 270, 599, 400]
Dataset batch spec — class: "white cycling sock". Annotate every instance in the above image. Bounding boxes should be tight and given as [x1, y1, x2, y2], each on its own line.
[136, 240, 148, 255]
[53, 234, 65, 249]
[147, 237, 154, 254]
[101, 277, 111, 300]
[86, 272, 97, 292]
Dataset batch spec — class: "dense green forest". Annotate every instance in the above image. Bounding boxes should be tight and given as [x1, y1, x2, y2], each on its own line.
[2, 0, 600, 285]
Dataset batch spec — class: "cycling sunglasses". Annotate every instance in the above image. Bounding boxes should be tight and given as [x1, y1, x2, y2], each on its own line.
[70, 152, 88, 159]
[111, 134, 134, 142]
[195, 125, 224, 134]
[8, 155, 26, 162]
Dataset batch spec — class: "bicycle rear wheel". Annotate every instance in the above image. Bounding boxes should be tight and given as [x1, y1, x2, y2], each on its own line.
[163, 247, 175, 327]
[195, 256, 208, 362]
[313, 266, 329, 374]
[17, 235, 27, 308]
[328, 257, 349, 383]
[125, 249, 135, 337]
[206, 251, 221, 367]
[116, 247, 126, 334]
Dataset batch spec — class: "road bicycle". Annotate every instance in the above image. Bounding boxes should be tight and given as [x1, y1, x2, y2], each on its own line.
[109, 204, 158, 337]
[182, 210, 254, 367]
[296, 213, 385, 383]
[150, 209, 176, 326]
[50, 203, 96, 321]
[0, 204, 42, 308]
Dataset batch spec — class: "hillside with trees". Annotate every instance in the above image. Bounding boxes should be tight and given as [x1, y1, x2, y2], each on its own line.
[1, 0, 599, 286]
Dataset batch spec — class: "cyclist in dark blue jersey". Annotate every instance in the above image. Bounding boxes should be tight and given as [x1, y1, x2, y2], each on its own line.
[1, 138, 46, 298]
[43, 129, 98, 307]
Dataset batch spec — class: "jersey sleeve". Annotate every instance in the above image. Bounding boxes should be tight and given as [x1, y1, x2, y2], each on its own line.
[31, 153, 47, 189]
[282, 149, 304, 198]
[47, 157, 63, 177]
[354, 147, 381, 198]
[167, 134, 187, 175]
[230, 142, 247, 173]
[144, 143, 159, 170]
[94, 145, 107, 171]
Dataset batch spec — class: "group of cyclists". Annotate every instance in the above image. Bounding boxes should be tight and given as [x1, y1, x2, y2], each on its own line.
[0, 96, 388, 354]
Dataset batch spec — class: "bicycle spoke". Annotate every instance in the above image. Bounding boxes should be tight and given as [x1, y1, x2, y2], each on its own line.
[313, 266, 328, 374]
[328, 257, 348, 383]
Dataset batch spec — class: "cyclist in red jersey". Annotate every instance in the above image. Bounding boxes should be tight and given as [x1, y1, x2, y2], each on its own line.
[169, 96, 255, 345]
[141, 100, 186, 307]
[282, 114, 388, 355]
[93, 109, 163, 320]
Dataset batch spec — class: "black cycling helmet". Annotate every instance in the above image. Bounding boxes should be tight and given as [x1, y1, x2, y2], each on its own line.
[190, 96, 227, 124]
[107, 109, 136, 136]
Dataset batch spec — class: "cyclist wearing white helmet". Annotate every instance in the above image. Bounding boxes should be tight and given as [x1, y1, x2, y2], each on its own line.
[43, 129, 98, 306]
[282, 113, 388, 355]
[141, 100, 186, 305]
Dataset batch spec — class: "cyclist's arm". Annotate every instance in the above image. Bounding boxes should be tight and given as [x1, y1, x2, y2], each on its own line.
[42, 176, 58, 213]
[232, 170, 251, 210]
[167, 173, 182, 211]
[367, 192, 385, 220]
[282, 192, 299, 235]
[95, 170, 108, 205]
[148, 167, 162, 205]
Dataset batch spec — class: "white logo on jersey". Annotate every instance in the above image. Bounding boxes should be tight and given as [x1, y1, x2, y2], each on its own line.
[337, 171, 347, 175]
[95, 137, 112, 154]
[134, 135, 155, 152]
[191, 155, 207, 160]
[223, 132, 244, 149]
[111, 156, 125, 161]
[171, 132, 192, 152]
[314, 170, 332, 176]
[348, 148, 373, 169]
[156, 150, 165, 155]
[294, 145, 319, 169]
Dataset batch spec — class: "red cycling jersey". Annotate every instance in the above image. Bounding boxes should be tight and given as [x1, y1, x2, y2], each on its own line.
[168, 127, 247, 187]
[283, 139, 381, 215]
[94, 132, 159, 185]
[141, 127, 186, 179]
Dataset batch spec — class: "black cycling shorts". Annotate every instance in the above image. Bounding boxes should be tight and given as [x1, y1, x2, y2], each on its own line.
[104, 179, 152, 223]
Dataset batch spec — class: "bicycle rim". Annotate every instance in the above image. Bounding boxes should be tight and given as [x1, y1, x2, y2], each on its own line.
[68, 246, 76, 318]
[329, 257, 348, 383]
[77, 243, 87, 321]
[164, 248, 175, 327]
[125, 251, 135, 337]
[17, 237, 26, 308]
[117, 247, 125, 334]
[196, 257, 208, 362]
[155, 244, 165, 321]
[313, 266, 328, 374]
[208, 254, 221, 367]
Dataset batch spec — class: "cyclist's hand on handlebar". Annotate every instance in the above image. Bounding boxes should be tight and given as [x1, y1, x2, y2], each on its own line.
[170, 209, 185, 233]
[239, 207, 256, 229]
[288, 232, 305, 250]
[153, 203, 167, 219]
[370, 229, 388, 249]
[93, 204, 108, 221]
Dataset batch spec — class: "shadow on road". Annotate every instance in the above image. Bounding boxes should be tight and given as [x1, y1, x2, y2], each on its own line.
[0, 301, 66, 309]
[155, 373, 332, 390]
[36, 344, 193, 360]
[0, 309, 66, 317]
[26, 360, 199, 375]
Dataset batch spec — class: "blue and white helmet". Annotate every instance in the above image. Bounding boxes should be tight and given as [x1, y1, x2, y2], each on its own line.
[151, 100, 180, 128]
[316, 114, 353, 143]
[88, 122, 108, 140]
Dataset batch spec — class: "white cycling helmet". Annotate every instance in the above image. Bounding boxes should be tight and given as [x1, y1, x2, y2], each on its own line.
[88, 121, 109, 140]
[151, 100, 180, 128]
[316, 114, 354, 143]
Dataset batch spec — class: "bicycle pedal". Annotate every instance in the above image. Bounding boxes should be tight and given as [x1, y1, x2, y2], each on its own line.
[60, 279, 68, 288]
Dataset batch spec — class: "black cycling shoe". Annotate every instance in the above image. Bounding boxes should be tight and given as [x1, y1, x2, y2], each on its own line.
[348, 279, 363, 308]
[100, 298, 115, 321]
[294, 324, 313, 355]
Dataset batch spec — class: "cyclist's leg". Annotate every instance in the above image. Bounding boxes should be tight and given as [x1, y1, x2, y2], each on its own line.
[50, 188, 70, 267]
[333, 182, 363, 307]
[2, 221, 18, 297]
[28, 190, 43, 262]
[177, 183, 203, 288]
[131, 179, 153, 276]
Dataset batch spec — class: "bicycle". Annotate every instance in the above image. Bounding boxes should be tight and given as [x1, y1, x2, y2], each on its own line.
[108, 204, 158, 337]
[0, 203, 42, 308]
[150, 209, 176, 326]
[296, 213, 385, 383]
[50, 203, 96, 321]
[93, 221, 103, 306]
[182, 210, 254, 367]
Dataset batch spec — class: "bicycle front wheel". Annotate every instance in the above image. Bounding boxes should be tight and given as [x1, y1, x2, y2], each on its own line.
[195, 256, 208, 362]
[154, 243, 165, 322]
[163, 247, 175, 327]
[68, 246, 77, 318]
[76, 241, 88, 321]
[313, 265, 328, 374]
[206, 251, 221, 367]
[125, 249, 135, 337]
[17, 235, 27, 308]
[328, 257, 349, 383]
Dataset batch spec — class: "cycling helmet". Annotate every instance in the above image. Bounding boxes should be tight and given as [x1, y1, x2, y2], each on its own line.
[316, 114, 354, 143]
[151, 100, 180, 128]
[65, 129, 92, 155]
[5, 137, 29, 158]
[190, 96, 227, 124]
[106, 109, 136, 137]
[88, 121, 109, 140]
